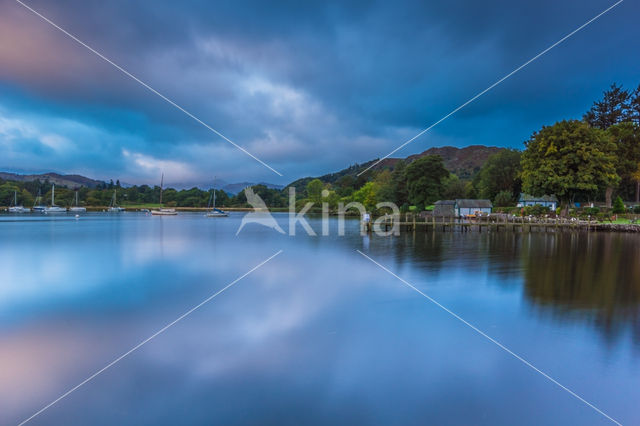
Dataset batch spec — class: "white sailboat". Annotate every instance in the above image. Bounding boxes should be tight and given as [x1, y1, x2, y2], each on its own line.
[107, 190, 125, 212]
[8, 190, 30, 213]
[206, 178, 228, 217]
[44, 184, 67, 213]
[33, 189, 46, 212]
[151, 173, 177, 215]
[69, 190, 87, 212]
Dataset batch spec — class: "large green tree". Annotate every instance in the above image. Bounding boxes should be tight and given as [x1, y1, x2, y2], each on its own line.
[584, 83, 631, 129]
[306, 179, 324, 204]
[476, 149, 522, 202]
[607, 122, 640, 201]
[521, 120, 619, 211]
[390, 160, 408, 207]
[404, 155, 449, 209]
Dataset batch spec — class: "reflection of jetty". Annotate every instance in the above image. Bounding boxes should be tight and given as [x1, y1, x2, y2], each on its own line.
[363, 214, 640, 233]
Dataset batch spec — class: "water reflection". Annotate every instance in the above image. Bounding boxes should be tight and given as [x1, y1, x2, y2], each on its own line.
[522, 232, 640, 343]
[1, 215, 640, 424]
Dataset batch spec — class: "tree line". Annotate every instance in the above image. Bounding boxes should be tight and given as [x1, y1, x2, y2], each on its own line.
[0, 178, 286, 208]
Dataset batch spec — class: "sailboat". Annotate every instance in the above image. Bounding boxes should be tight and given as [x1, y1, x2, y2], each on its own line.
[206, 178, 228, 217]
[8, 190, 30, 213]
[69, 190, 87, 212]
[107, 189, 125, 212]
[33, 189, 46, 212]
[44, 184, 67, 213]
[151, 174, 177, 215]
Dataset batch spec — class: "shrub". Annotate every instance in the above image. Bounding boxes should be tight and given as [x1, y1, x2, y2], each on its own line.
[585, 207, 600, 215]
[634, 205, 640, 214]
[612, 196, 626, 214]
[523, 204, 550, 216]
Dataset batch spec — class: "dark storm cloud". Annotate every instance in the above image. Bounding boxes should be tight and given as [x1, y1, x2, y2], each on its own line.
[0, 0, 637, 184]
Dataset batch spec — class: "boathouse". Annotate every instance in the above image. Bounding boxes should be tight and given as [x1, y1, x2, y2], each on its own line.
[433, 200, 456, 217]
[517, 193, 558, 210]
[455, 199, 493, 217]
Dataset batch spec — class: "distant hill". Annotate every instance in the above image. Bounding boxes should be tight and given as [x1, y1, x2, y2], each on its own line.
[406, 145, 504, 179]
[0, 172, 104, 188]
[287, 145, 506, 191]
[222, 181, 283, 195]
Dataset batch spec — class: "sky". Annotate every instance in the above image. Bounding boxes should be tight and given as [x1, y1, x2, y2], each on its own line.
[0, 0, 638, 187]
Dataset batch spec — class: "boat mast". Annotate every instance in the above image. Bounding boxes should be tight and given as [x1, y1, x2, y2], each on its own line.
[213, 176, 217, 210]
[159, 173, 164, 206]
[14, 190, 17, 206]
[52, 184, 55, 206]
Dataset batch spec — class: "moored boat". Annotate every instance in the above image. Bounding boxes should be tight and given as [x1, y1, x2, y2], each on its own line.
[69, 190, 87, 212]
[151, 208, 177, 216]
[151, 173, 177, 216]
[206, 177, 228, 217]
[107, 190, 125, 212]
[33, 189, 46, 212]
[44, 184, 67, 214]
[8, 190, 30, 213]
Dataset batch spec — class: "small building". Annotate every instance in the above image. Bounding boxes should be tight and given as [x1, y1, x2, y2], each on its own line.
[517, 193, 558, 211]
[433, 200, 456, 217]
[455, 199, 493, 217]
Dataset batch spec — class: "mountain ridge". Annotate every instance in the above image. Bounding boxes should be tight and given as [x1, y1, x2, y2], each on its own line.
[286, 145, 506, 191]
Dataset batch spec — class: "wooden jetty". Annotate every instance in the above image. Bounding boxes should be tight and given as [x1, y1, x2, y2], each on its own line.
[362, 214, 640, 234]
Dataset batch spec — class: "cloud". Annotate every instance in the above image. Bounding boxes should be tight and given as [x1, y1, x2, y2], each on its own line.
[0, 0, 638, 183]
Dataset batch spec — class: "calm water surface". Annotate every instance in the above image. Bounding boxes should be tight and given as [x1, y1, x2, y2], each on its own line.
[1, 213, 639, 425]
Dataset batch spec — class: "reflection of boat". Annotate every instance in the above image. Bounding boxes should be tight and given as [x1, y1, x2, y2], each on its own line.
[8, 190, 30, 213]
[151, 174, 177, 216]
[206, 178, 228, 217]
[69, 190, 87, 213]
[44, 184, 67, 213]
[107, 190, 125, 212]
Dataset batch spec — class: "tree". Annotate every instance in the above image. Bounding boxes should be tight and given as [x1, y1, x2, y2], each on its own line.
[584, 83, 631, 129]
[442, 175, 467, 199]
[306, 179, 324, 204]
[629, 84, 640, 125]
[373, 170, 394, 203]
[335, 175, 355, 197]
[352, 181, 379, 210]
[631, 163, 640, 204]
[476, 149, 522, 201]
[494, 190, 515, 207]
[612, 196, 626, 214]
[607, 123, 640, 201]
[390, 160, 408, 207]
[521, 120, 619, 213]
[404, 155, 449, 209]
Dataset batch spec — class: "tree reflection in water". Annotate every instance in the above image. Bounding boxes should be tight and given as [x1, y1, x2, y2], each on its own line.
[522, 232, 640, 344]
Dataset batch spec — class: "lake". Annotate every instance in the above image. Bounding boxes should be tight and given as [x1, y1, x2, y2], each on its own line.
[1, 212, 639, 425]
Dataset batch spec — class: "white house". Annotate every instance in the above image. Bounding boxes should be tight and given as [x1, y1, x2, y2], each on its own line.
[454, 199, 493, 217]
[516, 193, 558, 211]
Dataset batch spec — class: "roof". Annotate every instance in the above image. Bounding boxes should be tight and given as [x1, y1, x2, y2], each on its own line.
[455, 199, 493, 208]
[434, 200, 456, 205]
[518, 193, 558, 203]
